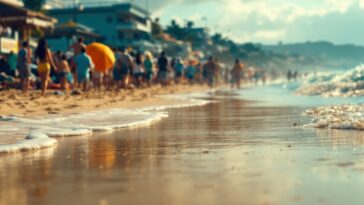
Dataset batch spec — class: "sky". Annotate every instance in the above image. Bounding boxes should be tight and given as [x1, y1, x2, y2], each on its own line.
[79, 0, 364, 45]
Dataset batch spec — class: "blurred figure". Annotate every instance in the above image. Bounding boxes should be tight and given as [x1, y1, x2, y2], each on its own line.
[70, 37, 86, 57]
[214, 58, 221, 85]
[58, 54, 71, 90]
[17, 41, 31, 93]
[174, 58, 184, 84]
[133, 53, 145, 88]
[293, 70, 299, 80]
[8, 51, 17, 77]
[113, 48, 123, 89]
[144, 52, 154, 87]
[231, 59, 243, 89]
[69, 37, 86, 87]
[74, 47, 94, 91]
[185, 61, 195, 85]
[116, 48, 133, 89]
[204, 56, 218, 88]
[194, 63, 202, 84]
[287, 70, 293, 81]
[157, 51, 169, 87]
[35, 38, 58, 96]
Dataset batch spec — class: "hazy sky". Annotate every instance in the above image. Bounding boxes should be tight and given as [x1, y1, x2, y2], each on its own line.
[79, 0, 364, 45]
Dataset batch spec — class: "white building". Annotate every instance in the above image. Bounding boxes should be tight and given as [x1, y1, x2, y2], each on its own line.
[48, 3, 152, 49]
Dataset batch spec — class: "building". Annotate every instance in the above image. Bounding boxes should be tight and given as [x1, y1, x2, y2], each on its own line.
[47, 3, 152, 49]
[0, 0, 56, 54]
[45, 21, 102, 51]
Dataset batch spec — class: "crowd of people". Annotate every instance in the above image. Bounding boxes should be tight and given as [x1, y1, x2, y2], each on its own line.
[0, 37, 271, 95]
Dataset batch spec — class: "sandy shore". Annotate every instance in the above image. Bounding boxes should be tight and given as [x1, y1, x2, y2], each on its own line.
[2, 97, 362, 205]
[0, 84, 210, 117]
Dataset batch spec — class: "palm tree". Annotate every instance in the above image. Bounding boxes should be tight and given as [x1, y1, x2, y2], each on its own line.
[186, 21, 194, 29]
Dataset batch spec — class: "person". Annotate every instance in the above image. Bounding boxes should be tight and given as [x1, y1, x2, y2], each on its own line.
[133, 53, 145, 87]
[69, 37, 86, 87]
[185, 61, 195, 84]
[113, 48, 123, 89]
[231, 59, 244, 89]
[194, 63, 202, 84]
[214, 58, 221, 85]
[53, 51, 63, 72]
[0, 55, 9, 75]
[35, 38, 57, 96]
[144, 52, 154, 87]
[157, 51, 169, 87]
[287, 70, 293, 82]
[74, 47, 94, 91]
[116, 48, 133, 89]
[7, 51, 17, 77]
[174, 58, 184, 84]
[69, 37, 86, 57]
[17, 41, 31, 93]
[204, 56, 218, 88]
[58, 54, 71, 90]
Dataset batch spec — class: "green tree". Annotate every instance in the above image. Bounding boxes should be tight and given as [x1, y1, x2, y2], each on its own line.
[152, 17, 164, 37]
[166, 19, 184, 40]
[211, 33, 223, 44]
[23, 0, 45, 11]
[186, 21, 194, 29]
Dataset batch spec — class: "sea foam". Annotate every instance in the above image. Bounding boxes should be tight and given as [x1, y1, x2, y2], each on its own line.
[0, 95, 210, 154]
[303, 104, 364, 130]
[297, 65, 364, 97]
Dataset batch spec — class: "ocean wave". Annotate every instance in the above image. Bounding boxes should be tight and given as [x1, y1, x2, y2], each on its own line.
[0, 95, 210, 155]
[296, 65, 364, 97]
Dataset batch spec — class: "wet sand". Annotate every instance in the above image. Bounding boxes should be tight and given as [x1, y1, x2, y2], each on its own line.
[1, 98, 364, 205]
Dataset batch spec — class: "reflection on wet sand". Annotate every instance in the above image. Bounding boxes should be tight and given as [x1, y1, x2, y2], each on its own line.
[2, 99, 364, 205]
[0, 148, 55, 205]
[315, 128, 364, 147]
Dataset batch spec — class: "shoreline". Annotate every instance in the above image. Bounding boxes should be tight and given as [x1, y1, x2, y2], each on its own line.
[0, 84, 211, 117]
[0, 84, 213, 154]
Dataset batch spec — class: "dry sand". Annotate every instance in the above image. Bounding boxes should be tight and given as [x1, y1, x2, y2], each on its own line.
[0, 84, 210, 117]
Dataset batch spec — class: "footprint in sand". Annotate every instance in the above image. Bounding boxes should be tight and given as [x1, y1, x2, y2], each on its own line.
[140, 93, 148, 99]
[95, 104, 103, 108]
[8, 95, 17, 100]
[45, 107, 53, 112]
[65, 104, 80, 109]
[18, 104, 27, 109]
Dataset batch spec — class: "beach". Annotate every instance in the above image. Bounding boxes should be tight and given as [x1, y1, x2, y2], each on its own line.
[0, 84, 211, 151]
[2, 93, 364, 205]
[0, 85, 210, 117]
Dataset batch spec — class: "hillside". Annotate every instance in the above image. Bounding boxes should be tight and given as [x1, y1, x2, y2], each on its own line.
[262, 41, 364, 70]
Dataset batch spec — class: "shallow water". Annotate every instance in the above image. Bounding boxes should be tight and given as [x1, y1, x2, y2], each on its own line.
[1, 96, 364, 205]
[235, 83, 364, 107]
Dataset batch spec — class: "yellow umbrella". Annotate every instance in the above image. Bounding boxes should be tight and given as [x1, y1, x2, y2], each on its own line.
[86, 42, 115, 72]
